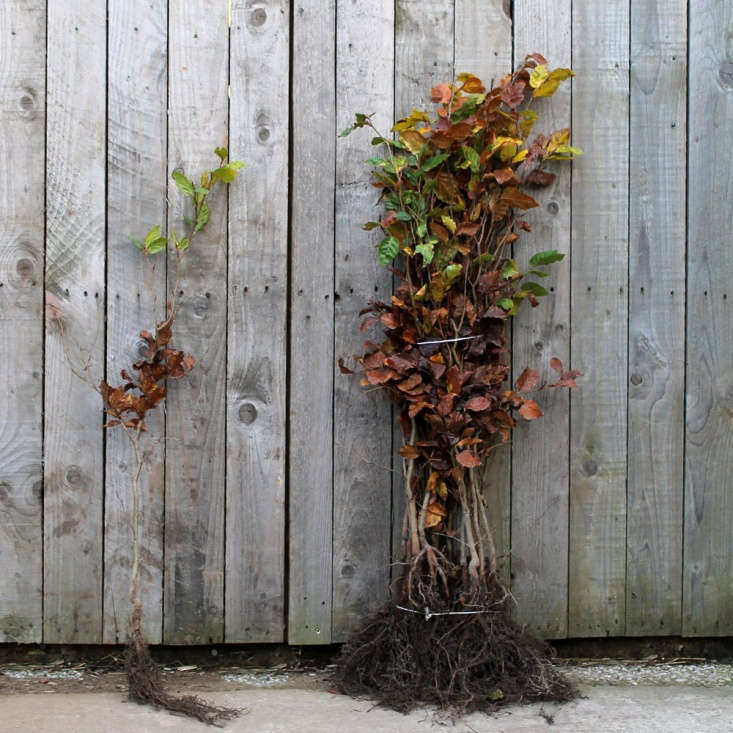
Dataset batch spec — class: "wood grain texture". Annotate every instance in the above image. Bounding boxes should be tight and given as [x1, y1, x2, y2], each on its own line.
[225, 0, 288, 643]
[103, 0, 167, 645]
[392, 1, 455, 574]
[332, 0, 395, 642]
[0, 0, 45, 643]
[569, 0, 630, 637]
[164, 0, 229, 644]
[626, 0, 687, 637]
[43, 0, 107, 644]
[511, 0, 571, 639]
[288, 0, 335, 644]
[683, 0, 733, 637]
[454, 0, 513, 583]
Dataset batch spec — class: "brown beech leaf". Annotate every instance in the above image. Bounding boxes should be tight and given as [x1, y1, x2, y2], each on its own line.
[430, 82, 452, 104]
[363, 350, 386, 369]
[399, 444, 420, 460]
[338, 358, 354, 375]
[550, 357, 564, 372]
[499, 80, 526, 108]
[500, 187, 539, 210]
[360, 316, 379, 332]
[446, 366, 463, 395]
[456, 450, 482, 468]
[397, 373, 423, 392]
[381, 312, 400, 329]
[515, 367, 540, 392]
[492, 167, 516, 184]
[434, 171, 462, 205]
[366, 368, 396, 385]
[456, 221, 481, 237]
[525, 169, 556, 187]
[465, 395, 491, 412]
[385, 354, 414, 372]
[437, 393, 456, 416]
[424, 501, 447, 528]
[181, 354, 195, 371]
[518, 399, 543, 420]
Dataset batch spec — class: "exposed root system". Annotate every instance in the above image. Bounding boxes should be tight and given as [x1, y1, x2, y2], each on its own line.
[332, 578, 576, 715]
[125, 614, 242, 727]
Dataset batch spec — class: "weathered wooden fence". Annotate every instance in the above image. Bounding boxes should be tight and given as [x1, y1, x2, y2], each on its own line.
[1, 0, 731, 645]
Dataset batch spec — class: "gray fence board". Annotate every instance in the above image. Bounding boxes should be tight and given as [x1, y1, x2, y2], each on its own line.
[225, 0, 289, 643]
[288, 0, 336, 645]
[0, 0, 45, 643]
[511, 0, 572, 639]
[332, 0, 395, 643]
[568, 0, 630, 637]
[626, 0, 687, 637]
[683, 0, 733, 637]
[163, 0, 229, 644]
[103, 0, 168, 645]
[43, 0, 107, 644]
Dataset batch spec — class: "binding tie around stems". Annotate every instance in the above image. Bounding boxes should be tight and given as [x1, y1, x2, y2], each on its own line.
[416, 334, 483, 345]
[395, 604, 492, 621]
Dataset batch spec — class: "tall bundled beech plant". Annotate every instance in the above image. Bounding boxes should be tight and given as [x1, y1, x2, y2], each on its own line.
[334, 54, 582, 713]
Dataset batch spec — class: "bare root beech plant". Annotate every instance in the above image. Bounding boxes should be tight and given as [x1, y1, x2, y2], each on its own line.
[334, 55, 583, 714]
[53, 149, 244, 725]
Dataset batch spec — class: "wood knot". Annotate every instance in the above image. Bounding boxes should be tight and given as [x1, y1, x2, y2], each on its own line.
[238, 402, 258, 424]
[250, 7, 267, 26]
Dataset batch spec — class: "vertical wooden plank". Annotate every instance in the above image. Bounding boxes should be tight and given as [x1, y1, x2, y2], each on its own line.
[225, 0, 288, 643]
[392, 1, 455, 573]
[44, 0, 106, 644]
[454, 0, 513, 583]
[511, 0, 571, 639]
[332, 0, 395, 642]
[569, 0, 629, 637]
[626, 0, 686, 637]
[164, 0, 228, 644]
[288, 0, 335, 644]
[0, 0, 45, 643]
[683, 0, 733, 637]
[103, 0, 167, 645]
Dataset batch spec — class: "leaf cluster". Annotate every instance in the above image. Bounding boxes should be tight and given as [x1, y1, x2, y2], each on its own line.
[341, 55, 582, 530]
[101, 313, 194, 432]
[132, 147, 244, 256]
[102, 148, 245, 434]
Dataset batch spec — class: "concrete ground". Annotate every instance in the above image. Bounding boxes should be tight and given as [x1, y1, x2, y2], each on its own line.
[2, 663, 732, 732]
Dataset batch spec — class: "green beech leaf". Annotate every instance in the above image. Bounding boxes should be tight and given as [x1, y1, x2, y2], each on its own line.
[528, 250, 565, 266]
[212, 165, 238, 183]
[501, 259, 520, 279]
[146, 237, 167, 255]
[131, 238, 143, 250]
[194, 200, 210, 232]
[214, 146, 228, 162]
[421, 152, 450, 171]
[172, 171, 194, 196]
[144, 225, 161, 247]
[442, 263, 463, 286]
[527, 269, 549, 277]
[377, 236, 399, 266]
[177, 237, 190, 251]
[415, 242, 434, 264]
[362, 221, 380, 231]
[520, 281, 549, 296]
[394, 211, 412, 222]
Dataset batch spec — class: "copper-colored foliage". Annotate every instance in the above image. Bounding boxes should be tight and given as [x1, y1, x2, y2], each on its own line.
[100, 312, 194, 432]
[342, 57, 583, 527]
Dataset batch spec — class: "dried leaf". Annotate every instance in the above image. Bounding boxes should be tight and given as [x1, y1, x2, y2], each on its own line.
[456, 450, 482, 468]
